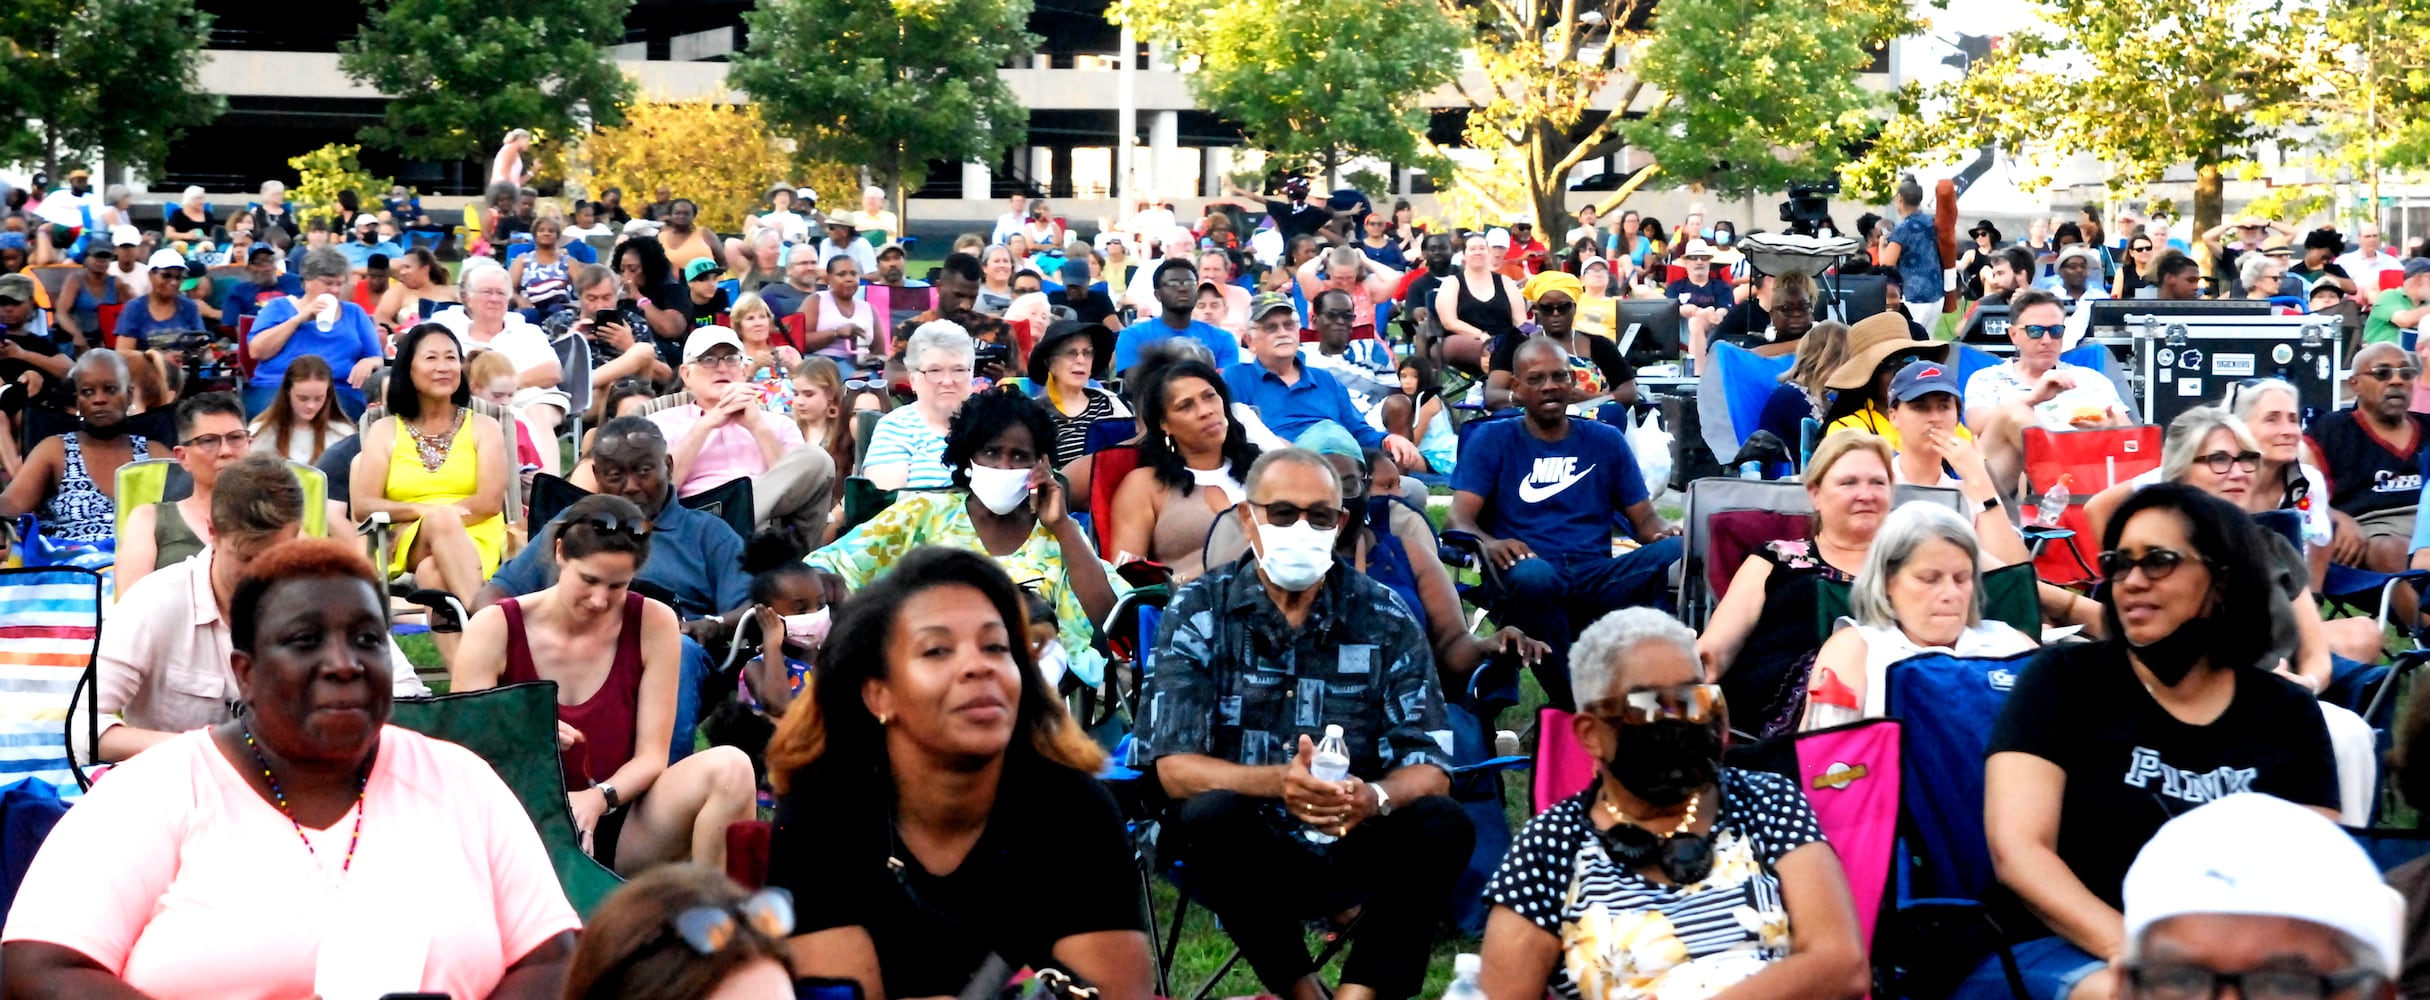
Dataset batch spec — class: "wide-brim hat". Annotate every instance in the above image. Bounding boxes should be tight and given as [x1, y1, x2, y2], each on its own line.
[1826, 312, 1950, 391]
[1027, 319, 1115, 384]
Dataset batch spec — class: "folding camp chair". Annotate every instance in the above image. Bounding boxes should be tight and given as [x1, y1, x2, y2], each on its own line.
[552, 330, 594, 448]
[2019, 426, 2162, 586]
[1694, 342, 1797, 473]
[1882, 650, 2038, 1000]
[1675, 478, 1970, 630]
[388, 683, 624, 916]
[113, 457, 329, 546]
[5, 566, 105, 796]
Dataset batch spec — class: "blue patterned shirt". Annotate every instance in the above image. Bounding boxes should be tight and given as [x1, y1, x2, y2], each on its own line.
[1128, 555, 1450, 780]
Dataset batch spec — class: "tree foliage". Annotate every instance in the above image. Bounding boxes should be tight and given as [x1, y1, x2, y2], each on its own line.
[287, 143, 396, 228]
[1439, 0, 1911, 230]
[338, 0, 635, 162]
[583, 100, 791, 234]
[1112, 0, 1461, 183]
[2306, 0, 2430, 209]
[1853, 0, 2314, 232]
[731, 0, 1038, 222]
[0, 0, 222, 176]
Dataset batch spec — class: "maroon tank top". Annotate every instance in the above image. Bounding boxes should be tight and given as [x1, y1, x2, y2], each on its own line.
[502, 591, 645, 791]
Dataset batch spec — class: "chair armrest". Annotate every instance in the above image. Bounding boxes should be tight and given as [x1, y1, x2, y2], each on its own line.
[1443, 754, 1532, 777]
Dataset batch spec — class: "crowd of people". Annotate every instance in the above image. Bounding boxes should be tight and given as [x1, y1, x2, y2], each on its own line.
[6, 149, 2430, 1000]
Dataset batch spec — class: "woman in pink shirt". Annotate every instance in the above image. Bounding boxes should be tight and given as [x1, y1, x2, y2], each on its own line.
[1, 537, 578, 999]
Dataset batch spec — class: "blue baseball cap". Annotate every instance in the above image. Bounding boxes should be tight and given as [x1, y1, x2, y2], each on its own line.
[1889, 359, 1961, 403]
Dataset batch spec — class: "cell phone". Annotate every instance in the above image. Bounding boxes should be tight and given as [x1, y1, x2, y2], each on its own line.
[592, 309, 621, 330]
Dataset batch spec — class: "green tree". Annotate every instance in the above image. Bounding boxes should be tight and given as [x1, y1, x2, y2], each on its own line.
[1853, 0, 2316, 233]
[1112, 0, 1462, 185]
[287, 143, 396, 228]
[731, 0, 1038, 227]
[338, 0, 635, 163]
[2306, 0, 2430, 214]
[0, 0, 222, 177]
[1444, 0, 1911, 230]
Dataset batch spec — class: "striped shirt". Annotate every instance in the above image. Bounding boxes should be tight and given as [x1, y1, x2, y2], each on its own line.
[862, 406, 954, 489]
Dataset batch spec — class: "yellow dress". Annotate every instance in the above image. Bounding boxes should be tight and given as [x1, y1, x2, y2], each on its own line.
[383, 412, 507, 577]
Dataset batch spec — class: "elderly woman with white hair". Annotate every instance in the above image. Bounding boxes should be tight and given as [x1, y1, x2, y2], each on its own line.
[862, 320, 978, 490]
[855, 186, 899, 245]
[1801, 502, 2039, 730]
[161, 185, 215, 244]
[1480, 607, 1869, 1000]
[2240, 251, 2291, 303]
[435, 260, 569, 471]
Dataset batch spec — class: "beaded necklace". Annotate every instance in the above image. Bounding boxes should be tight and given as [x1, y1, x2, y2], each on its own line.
[243, 727, 369, 877]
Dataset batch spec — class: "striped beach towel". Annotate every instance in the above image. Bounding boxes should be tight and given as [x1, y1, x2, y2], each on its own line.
[0, 567, 104, 796]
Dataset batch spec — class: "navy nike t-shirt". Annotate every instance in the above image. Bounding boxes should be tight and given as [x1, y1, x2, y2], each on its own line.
[1453, 417, 1649, 560]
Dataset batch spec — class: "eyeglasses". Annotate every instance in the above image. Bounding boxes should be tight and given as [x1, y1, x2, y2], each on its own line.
[1586, 684, 1724, 726]
[606, 887, 795, 982]
[181, 429, 253, 452]
[2017, 323, 2066, 340]
[2362, 364, 2420, 381]
[693, 353, 749, 371]
[2125, 962, 2381, 1000]
[1248, 500, 1345, 530]
[2098, 547, 2207, 583]
[1536, 301, 1577, 316]
[568, 512, 653, 538]
[2192, 449, 2262, 474]
[919, 365, 975, 381]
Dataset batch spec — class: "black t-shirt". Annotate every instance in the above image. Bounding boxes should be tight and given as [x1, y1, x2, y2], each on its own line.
[1488, 330, 1635, 391]
[1263, 198, 1331, 242]
[1987, 641, 2337, 931]
[1051, 287, 1119, 328]
[766, 753, 1144, 996]
[0, 331, 63, 400]
[1708, 299, 1778, 350]
[2306, 408, 2430, 518]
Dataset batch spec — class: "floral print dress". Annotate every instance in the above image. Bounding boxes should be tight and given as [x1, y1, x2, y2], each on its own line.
[1485, 769, 1826, 1000]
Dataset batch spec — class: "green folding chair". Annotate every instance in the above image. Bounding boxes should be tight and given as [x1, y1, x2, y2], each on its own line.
[115, 457, 330, 547]
[1814, 561, 2045, 642]
[388, 682, 624, 917]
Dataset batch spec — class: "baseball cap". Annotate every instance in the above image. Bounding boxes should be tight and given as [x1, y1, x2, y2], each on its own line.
[681, 257, 722, 282]
[2405, 258, 2430, 280]
[0, 273, 35, 304]
[681, 325, 748, 365]
[1486, 228, 1512, 249]
[145, 249, 189, 271]
[247, 244, 278, 260]
[875, 242, 906, 260]
[110, 225, 141, 247]
[1248, 291, 1297, 323]
[1888, 360, 1960, 403]
[2122, 794, 2402, 978]
[1682, 239, 1717, 259]
[354, 214, 379, 230]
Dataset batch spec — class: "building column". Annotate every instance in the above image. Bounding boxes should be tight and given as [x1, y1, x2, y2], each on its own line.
[1149, 110, 1178, 199]
[1029, 147, 1054, 194]
[962, 163, 991, 201]
[1116, 26, 1137, 199]
[1203, 147, 1226, 197]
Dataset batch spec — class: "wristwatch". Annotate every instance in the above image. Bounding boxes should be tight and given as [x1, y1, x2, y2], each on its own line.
[1370, 781, 1394, 817]
[1982, 496, 2002, 513]
[596, 781, 621, 811]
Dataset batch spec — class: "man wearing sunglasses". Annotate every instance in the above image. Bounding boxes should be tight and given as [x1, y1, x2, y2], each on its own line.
[1663, 239, 1733, 310]
[1447, 336, 1681, 710]
[1967, 289, 2134, 495]
[2303, 343, 2430, 583]
[1134, 448, 1469, 1000]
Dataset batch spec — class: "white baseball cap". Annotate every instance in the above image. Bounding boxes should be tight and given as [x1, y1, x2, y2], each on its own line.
[681, 325, 748, 365]
[2123, 794, 2402, 978]
[145, 249, 189, 271]
[1486, 228, 1512, 249]
[110, 225, 141, 247]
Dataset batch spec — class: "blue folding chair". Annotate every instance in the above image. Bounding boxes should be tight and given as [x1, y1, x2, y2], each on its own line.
[1883, 650, 2039, 1000]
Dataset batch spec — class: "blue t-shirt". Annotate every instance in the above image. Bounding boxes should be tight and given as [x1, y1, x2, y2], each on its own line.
[222, 275, 305, 322]
[245, 295, 385, 388]
[338, 240, 405, 269]
[1452, 417, 1649, 560]
[113, 296, 204, 349]
[1888, 212, 1944, 306]
[1663, 277, 1734, 310]
[489, 500, 750, 619]
[1112, 317, 1240, 373]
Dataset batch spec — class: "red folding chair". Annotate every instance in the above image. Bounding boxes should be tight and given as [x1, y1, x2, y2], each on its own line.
[2021, 425, 2163, 585]
[776, 312, 807, 354]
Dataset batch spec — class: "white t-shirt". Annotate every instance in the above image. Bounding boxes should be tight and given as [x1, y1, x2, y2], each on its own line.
[432, 308, 556, 377]
[758, 211, 811, 246]
[1963, 359, 2128, 431]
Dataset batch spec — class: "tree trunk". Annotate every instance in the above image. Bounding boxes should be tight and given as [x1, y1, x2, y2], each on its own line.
[1528, 127, 1559, 237]
[43, 126, 60, 186]
[2192, 160, 2224, 236]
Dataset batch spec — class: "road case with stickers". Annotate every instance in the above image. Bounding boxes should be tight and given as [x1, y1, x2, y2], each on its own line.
[2128, 314, 2347, 430]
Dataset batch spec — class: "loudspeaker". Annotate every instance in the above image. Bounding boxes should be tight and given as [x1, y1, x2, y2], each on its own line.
[1660, 392, 1722, 492]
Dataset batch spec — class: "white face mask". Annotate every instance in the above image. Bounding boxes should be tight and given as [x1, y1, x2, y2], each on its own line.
[1253, 518, 1339, 592]
[782, 608, 830, 649]
[965, 463, 1034, 515]
[1033, 640, 1069, 690]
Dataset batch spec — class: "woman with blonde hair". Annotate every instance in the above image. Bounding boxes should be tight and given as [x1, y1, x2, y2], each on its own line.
[248, 353, 354, 464]
[790, 357, 853, 482]
[725, 291, 800, 378]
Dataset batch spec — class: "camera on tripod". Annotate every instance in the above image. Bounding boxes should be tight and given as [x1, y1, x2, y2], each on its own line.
[1779, 179, 1840, 235]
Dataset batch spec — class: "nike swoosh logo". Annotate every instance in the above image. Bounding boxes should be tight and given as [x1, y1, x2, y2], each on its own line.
[1516, 464, 1596, 504]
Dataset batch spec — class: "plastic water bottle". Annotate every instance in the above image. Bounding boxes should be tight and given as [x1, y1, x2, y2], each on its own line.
[1441, 954, 1485, 1000]
[1739, 461, 1763, 480]
[1305, 724, 1351, 845]
[2031, 474, 2072, 529]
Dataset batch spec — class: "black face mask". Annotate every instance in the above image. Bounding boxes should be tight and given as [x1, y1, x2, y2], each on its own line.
[1606, 718, 1723, 807]
[2129, 621, 2210, 686]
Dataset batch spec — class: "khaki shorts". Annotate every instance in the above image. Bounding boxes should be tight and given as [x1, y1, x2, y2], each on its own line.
[2355, 506, 2417, 541]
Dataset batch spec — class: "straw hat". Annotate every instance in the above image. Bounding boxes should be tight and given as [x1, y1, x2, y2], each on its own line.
[1825, 312, 1950, 391]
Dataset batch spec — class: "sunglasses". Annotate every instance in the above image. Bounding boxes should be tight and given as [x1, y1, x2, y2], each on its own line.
[1248, 500, 1345, 530]
[2362, 364, 2421, 381]
[1587, 683, 1724, 726]
[2132, 244, 2154, 252]
[2018, 323, 2065, 340]
[1537, 301, 1577, 316]
[607, 888, 795, 980]
[569, 513, 653, 538]
[2098, 547, 2209, 583]
[2192, 449, 2261, 474]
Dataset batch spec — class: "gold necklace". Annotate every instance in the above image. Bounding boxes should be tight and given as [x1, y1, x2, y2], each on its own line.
[1600, 784, 1700, 837]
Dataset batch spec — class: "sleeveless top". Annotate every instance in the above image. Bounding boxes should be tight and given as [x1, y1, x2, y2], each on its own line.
[152, 501, 205, 570]
[659, 227, 716, 269]
[502, 592, 646, 791]
[2311, 409, 2430, 519]
[812, 289, 869, 359]
[520, 253, 571, 311]
[1356, 499, 1429, 638]
[1727, 537, 1857, 738]
[43, 432, 149, 543]
[1452, 273, 1518, 341]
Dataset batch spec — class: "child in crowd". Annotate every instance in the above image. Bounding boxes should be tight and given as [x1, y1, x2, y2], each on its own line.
[706, 563, 840, 803]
